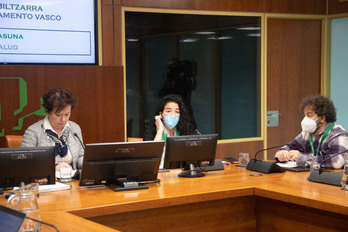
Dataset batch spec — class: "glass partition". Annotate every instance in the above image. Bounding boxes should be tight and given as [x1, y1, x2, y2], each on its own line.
[125, 12, 261, 140]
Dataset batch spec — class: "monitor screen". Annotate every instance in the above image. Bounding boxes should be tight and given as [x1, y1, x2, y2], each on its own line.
[163, 134, 218, 177]
[79, 140, 165, 191]
[0, 205, 26, 232]
[0, 0, 98, 64]
[0, 146, 55, 189]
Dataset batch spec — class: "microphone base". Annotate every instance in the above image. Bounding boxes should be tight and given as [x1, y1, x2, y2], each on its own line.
[307, 169, 342, 186]
[246, 159, 285, 174]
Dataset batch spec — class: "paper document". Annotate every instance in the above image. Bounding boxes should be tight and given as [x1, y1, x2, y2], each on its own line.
[14, 182, 71, 193]
[276, 161, 298, 168]
[38, 182, 71, 193]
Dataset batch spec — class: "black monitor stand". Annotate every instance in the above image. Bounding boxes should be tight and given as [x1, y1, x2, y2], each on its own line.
[107, 178, 149, 192]
[178, 164, 205, 178]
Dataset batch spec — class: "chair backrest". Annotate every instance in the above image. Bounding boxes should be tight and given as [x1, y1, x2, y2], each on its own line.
[5, 135, 23, 148]
[127, 137, 143, 142]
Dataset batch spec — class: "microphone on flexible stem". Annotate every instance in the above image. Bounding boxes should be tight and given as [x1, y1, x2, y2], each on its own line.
[195, 129, 201, 135]
[74, 133, 85, 150]
[307, 149, 348, 187]
[253, 144, 287, 163]
[246, 144, 287, 174]
[318, 149, 348, 174]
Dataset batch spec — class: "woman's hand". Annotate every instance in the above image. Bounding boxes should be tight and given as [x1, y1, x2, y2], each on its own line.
[155, 115, 164, 131]
[154, 115, 164, 141]
[56, 162, 72, 171]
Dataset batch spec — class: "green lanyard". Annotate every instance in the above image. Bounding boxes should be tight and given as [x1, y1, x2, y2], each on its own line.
[309, 123, 335, 156]
[162, 130, 178, 146]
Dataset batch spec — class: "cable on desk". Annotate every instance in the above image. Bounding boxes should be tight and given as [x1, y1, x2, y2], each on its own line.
[27, 216, 60, 232]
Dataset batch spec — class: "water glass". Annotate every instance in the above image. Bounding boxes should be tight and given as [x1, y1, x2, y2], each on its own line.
[60, 167, 72, 182]
[341, 153, 348, 191]
[307, 160, 320, 173]
[239, 153, 249, 167]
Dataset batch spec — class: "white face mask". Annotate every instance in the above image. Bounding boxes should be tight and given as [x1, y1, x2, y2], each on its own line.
[301, 116, 321, 133]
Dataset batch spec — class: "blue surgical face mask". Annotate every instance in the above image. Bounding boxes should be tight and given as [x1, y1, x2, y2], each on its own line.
[163, 115, 179, 129]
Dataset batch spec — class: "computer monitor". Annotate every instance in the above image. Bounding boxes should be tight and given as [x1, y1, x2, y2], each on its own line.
[79, 140, 165, 191]
[0, 205, 26, 232]
[0, 147, 55, 189]
[163, 134, 218, 177]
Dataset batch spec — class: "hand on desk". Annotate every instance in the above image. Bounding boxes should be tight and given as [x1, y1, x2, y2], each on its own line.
[276, 150, 299, 162]
[55, 162, 72, 171]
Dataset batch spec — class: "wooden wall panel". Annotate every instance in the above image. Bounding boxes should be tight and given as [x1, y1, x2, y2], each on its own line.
[265, 0, 326, 15]
[216, 141, 264, 161]
[101, 0, 113, 5]
[88, 196, 256, 232]
[121, 0, 264, 12]
[101, 4, 115, 66]
[0, 79, 30, 148]
[114, 6, 123, 66]
[114, 0, 121, 6]
[266, 19, 322, 160]
[121, 0, 328, 14]
[256, 197, 348, 231]
[328, 0, 348, 14]
[0, 66, 124, 147]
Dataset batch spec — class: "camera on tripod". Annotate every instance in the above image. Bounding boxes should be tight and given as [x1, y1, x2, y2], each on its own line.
[168, 60, 197, 79]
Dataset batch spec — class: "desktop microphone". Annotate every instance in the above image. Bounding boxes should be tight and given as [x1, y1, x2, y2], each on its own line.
[74, 133, 85, 150]
[307, 149, 348, 187]
[318, 149, 348, 174]
[194, 129, 201, 135]
[246, 144, 287, 174]
[253, 144, 287, 163]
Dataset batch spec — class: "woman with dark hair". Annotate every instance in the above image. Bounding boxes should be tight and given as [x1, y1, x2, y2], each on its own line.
[144, 94, 197, 168]
[21, 88, 84, 171]
[275, 95, 348, 168]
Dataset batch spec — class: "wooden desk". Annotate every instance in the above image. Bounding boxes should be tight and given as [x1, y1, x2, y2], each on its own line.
[3, 166, 348, 231]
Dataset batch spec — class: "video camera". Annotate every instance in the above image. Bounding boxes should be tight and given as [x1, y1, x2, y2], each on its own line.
[168, 60, 197, 78]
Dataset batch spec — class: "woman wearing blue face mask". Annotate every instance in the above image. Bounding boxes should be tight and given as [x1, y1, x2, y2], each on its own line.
[275, 95, 348, 168]
[144, 94, 197, 168]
